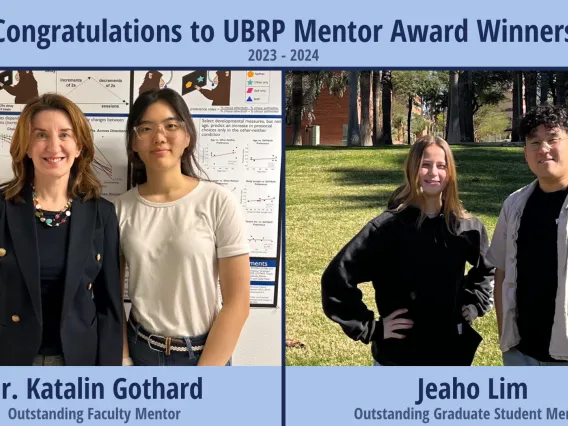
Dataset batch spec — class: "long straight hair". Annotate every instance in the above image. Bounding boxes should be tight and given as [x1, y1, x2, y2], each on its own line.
[390, 135, 470, 231]
[0, 93, 102, 202]
[126, 88, 207, 186]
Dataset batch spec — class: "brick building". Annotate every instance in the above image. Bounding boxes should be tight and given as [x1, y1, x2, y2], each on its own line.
[285, 84, 423, 146]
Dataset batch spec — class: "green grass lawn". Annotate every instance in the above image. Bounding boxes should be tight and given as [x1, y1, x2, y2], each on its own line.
[285, 145, 535, 366]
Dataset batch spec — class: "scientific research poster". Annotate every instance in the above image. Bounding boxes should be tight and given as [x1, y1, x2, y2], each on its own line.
[0, 69, 282, 307]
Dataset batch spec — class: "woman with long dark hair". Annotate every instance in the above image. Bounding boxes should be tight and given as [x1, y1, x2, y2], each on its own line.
[115, 88, 250, 366]
[321, 136, 494, 366]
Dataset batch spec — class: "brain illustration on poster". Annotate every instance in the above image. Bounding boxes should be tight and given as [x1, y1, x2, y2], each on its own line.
[0, 69, 282, 307]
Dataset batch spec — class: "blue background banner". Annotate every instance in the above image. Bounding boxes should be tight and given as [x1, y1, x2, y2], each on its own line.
[287, 367, 568, 425]
[1, 0, 568, 67]
[0, 367, 281, 425]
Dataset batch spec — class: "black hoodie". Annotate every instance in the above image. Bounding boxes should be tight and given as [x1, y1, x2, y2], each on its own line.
[321, 206, 494, 366]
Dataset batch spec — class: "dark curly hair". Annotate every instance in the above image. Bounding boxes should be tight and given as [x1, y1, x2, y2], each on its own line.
[520, 105, 568, 140]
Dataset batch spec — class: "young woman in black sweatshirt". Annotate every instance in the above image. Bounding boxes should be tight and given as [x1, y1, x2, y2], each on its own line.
[321, 136, 494, 366]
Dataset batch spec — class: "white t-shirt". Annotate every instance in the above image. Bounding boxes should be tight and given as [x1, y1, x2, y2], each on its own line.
[114, 180, 250, 337]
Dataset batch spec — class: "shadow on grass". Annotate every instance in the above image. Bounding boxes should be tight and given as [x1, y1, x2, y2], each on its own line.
[329, 168, 405, 186]
[286, 145, 411, 152]
[329, 191, 399, 211]
[327, 149, 535, 216]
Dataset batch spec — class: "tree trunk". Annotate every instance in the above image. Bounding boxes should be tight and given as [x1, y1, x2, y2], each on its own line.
[445, 107, 449, 139]
[525, 71, 537, 110]
[407, 95, 412, 145]
[549, 72, 557, 105]
[458, 71, 475, 142]
[458, 71, 466, 141]
[556, 72, 567, 105]
[372, 71, 381, 146]
[447, 71, 460, 143]
[360, 71, 372, 146]
[291, 72, 303, 146]
[512, 71, 523, 142]
[539, 72, 549, 105]
[381, 71, 393, 145]
[463, 71, 475, 142]
[347, 71, 361, 146]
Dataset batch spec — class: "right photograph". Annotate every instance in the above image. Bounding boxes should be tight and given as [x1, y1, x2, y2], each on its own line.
[285, 69, 568, 367]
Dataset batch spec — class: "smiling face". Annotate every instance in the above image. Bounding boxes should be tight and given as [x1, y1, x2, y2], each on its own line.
[26, 109, 81, 182]
[524, 124, 568, 184]
[418, 145, 449, 198]
[132, 100, 190, 174]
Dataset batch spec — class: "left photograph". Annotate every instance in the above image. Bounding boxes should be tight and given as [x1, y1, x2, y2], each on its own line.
[0, 69, 283, 366]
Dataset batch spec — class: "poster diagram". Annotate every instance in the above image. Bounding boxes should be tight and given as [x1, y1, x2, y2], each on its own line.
[55, 71, 131, 114]
[242, 179, 280, 258]
[0, 69, 282, 307]
[214, 178, 280, 259]
[0, 114, 19, 183]
[0, 71, 131, 115]
[86, 116, 128, 200]
[196, 118, 281, 177]
[0, 70, 57, 113]
[194, 116, 281, 260]
[132, 70, 282, 115]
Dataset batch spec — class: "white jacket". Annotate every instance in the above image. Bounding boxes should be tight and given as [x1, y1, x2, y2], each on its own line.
[487, 180, 568, 360]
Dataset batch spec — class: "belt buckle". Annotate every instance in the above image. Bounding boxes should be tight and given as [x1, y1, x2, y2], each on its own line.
[147, 334, 166, 354]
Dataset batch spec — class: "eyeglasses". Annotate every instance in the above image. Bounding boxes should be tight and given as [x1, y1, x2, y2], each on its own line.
[133, 120, 186, 140]
[526, 137, 567, 152]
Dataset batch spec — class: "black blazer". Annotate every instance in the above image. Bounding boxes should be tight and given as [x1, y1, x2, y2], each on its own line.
[0, 186, 122, 366]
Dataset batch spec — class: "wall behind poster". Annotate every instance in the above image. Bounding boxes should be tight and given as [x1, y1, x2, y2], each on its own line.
[0, 69, 283, 365]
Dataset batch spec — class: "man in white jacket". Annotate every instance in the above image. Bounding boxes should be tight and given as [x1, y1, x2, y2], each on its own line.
[488, 105, 568, 366]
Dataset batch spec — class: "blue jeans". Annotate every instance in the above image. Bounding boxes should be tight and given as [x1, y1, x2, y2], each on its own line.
[502, 348, 568, 366]
[128, 320, 214, 366]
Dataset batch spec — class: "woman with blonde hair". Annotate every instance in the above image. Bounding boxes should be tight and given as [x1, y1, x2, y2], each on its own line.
[0, 93, 122, 366]
[321, 136, 494, 366]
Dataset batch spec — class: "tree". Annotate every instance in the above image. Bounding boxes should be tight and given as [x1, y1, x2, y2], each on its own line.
[525, 71, 538, 110]
[549, 72, 557, 105]
[359, 71, 372, 146]
[458, 71, 475, 142]
[447, 71, 460, 143]
[381, 71, 393, 145]
[372, 71, 382, 146]
[511, 71, 523, 142]
[419, 71, 449, 137]
[474, 103, 510, 142]
[284, 71, 348, 145]
[392, 71, 431, 144]
[451, 71, 511, 143]
[347, 71, 361, 146]
[556, 72, 567, 105]
[291, 72, 303, 145]
[539, 72, 549, 105]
